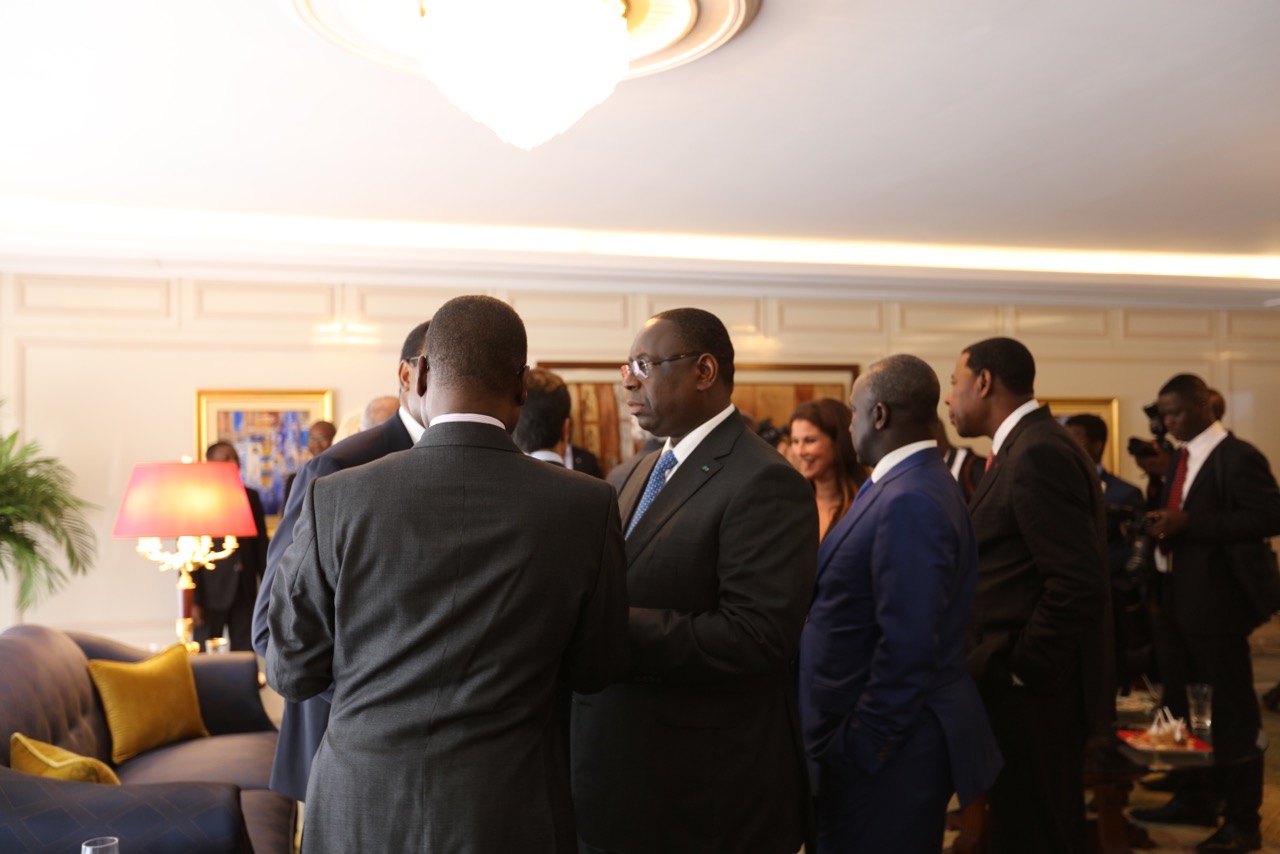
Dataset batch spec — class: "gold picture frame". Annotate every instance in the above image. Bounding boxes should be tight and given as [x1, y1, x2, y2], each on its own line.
[196, 390, 334, 518]
[1044, 397, 1121, 473]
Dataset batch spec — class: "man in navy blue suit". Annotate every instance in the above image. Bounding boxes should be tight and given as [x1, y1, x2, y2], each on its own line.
[252, 319, 430, 802]
[799, 354, 1001, 853]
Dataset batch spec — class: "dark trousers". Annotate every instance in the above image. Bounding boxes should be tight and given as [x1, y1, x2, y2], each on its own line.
[193, 573, 256, 651]
[813, 709, 952, 854]
[1153, 623, 1264, 829]
[981, 669, 1088, 854]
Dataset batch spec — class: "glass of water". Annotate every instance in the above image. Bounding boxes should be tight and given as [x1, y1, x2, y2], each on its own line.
[81, 838, 120, 854]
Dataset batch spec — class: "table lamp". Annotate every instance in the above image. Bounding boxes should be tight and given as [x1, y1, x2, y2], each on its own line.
[113, 461, 257, 648]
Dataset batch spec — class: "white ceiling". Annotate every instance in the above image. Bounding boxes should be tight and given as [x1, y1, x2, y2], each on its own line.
[1, 0, 1278, 304]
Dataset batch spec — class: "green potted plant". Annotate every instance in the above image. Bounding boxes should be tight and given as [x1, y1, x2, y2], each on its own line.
[0, 416, 96, 611]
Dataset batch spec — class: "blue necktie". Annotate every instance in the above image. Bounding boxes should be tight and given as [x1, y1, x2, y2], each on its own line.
[627, 450, 678, 538]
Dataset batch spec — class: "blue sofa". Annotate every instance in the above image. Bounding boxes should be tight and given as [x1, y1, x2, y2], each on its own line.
[0, 624, 294, 853]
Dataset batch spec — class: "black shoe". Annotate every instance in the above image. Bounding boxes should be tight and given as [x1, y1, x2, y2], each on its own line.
[1196, 823, 1262, 853]
[1130, 798, 1221, 827]
[1140, 772, 1181, 792]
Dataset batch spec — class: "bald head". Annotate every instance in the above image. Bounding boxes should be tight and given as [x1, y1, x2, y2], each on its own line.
[362, 395, 399, 430]
[851, 354, 941, 466]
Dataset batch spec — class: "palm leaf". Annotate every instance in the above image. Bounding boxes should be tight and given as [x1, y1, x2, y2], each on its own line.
[0, 411, 97, 611]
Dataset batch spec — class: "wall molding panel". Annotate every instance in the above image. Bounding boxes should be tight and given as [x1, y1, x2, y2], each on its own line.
[4, 273, 1280, 642]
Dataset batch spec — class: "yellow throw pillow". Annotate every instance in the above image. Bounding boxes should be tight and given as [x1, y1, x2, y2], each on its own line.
[10, 733, 121, 785]
[87, 644, 210, 764]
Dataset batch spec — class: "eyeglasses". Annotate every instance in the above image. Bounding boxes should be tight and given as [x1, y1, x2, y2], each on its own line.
[621, 353, 700, 379]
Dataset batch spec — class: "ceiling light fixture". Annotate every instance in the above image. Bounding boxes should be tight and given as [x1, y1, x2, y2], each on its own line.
[284, 0, 761, 149]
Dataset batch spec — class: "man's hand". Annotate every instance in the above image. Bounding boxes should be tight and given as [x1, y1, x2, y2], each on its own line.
[191, 603, 205, 627]
[1146, 509, 1189, 541]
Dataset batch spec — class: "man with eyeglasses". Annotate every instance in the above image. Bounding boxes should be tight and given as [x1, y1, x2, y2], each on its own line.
[571, 307, 819, 854]
[252, 319, 431, 804]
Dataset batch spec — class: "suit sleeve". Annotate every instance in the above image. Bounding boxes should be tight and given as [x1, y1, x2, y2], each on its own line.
[247, 487, 269, 582]
[1008, 441, 1108, 689]
[252, 454, 340, 657]
[1182, 444, 1280, 543]
[831, 491, 964, 774]
[562, 486, 630, 693]
[266, 477, 338, 701]
[627, 462, 818, 682]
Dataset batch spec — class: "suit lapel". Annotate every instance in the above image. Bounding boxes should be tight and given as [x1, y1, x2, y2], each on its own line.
[968, 405, 1048, 509]
[815, 449, 933, 582]
[1183, 439, 1226, 508]
[618, 451, 660, 529]
[623, 418, 741, 562]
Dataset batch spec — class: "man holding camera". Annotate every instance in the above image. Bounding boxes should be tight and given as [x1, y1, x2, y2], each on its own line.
[1131, 374, 1280, 854]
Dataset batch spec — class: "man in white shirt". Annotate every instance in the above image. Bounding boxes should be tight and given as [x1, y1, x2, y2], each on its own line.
[1131, 374, 1280, 854]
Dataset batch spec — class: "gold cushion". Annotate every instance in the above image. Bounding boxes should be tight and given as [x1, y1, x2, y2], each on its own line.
[87, 644, 210, 764]
[10, 733, 121, 784]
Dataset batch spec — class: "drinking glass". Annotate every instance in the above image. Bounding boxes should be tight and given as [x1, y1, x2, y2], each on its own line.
[1187, 683, 1213, 734]
[81, 838, 120, 854]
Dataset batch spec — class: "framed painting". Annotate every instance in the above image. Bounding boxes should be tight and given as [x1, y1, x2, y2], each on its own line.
[1044, 397, 1121, 473]
[536, 362, 858, 476]
[196, 390, 334, 518]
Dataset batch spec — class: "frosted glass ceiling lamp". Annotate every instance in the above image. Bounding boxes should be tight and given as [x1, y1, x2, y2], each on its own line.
[419, 0, 630, 150]
[285, 0, 761, 148]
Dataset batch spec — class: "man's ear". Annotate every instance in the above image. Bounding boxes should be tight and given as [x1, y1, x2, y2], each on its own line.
[694, 354, 719, 392]
[976, 368, 994, 399]
[415, 355, 429, 398]
[515, 365, 529, 406]
[398, 358, 413, 393]
[873, 401, 890, 431]
[560, 417, 571, 444]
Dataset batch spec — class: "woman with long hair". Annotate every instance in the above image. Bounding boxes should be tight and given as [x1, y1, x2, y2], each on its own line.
[789, 398, 868, 540]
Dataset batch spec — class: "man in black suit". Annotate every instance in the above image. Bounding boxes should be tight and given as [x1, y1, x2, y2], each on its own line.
[571, 308, 818, 854]
[251, 319, 430, 803]
[1129, 374, 1280, 853]
[191, 441, 268, 651]
[945, 336, 1109, 854]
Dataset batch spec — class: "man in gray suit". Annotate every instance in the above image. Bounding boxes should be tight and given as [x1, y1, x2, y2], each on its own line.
[267, 295, 630, 854]
[571, 307, 818, 854]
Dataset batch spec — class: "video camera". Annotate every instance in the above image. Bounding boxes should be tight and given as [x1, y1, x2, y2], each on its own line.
[1127, 401, 1174, 459]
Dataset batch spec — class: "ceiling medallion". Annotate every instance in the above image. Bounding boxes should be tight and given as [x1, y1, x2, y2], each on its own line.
[283, 0, 761, 148]
[287, 0, 760, 79]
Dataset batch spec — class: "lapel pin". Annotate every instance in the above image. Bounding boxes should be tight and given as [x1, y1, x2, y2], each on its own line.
[701, 465, 710, 472]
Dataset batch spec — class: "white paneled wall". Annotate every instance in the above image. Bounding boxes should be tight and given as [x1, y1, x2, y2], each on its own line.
[3, 274, 1280, 644]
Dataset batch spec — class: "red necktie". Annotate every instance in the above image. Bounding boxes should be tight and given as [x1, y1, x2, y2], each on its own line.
[1166, 450, 1190, 511]
[984, 453, 995, 473]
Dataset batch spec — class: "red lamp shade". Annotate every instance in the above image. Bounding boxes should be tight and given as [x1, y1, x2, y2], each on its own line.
[113, 462, 257, 539]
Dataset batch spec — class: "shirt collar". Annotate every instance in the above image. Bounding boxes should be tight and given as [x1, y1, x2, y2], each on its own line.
[870, 440, 938, 483]
[1184, 420, 1229, 459]
[428, 412, 507, 430]
[399, 406, 426, 443]
[991, 398, 1041, 456]
[662, 403, 738, 474]
[528, 449, 565, 465]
